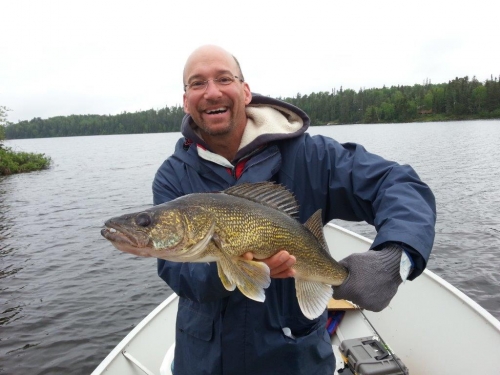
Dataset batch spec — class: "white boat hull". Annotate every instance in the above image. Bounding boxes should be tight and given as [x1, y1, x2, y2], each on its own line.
[92, 224, 500, 375]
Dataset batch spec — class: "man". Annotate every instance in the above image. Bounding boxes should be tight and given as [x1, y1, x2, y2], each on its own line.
[153, 45, 436, 375]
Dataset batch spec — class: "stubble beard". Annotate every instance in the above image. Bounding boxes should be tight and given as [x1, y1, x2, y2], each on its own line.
[196, 100, 236, 136]
[197, 116, 236, 137]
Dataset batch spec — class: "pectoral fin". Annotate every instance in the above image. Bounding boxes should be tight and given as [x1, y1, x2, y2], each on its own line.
[217, 255, 271, 302]
[295, 279, 333, 320]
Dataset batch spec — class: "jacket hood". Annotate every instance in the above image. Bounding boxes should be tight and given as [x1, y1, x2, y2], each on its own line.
[180, 93, 310, 161]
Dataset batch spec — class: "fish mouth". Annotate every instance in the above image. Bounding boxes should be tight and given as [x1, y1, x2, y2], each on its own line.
[101, 222, 149, 248]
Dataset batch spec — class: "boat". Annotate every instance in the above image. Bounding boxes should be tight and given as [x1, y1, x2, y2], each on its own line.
[92, 223, 500, 375]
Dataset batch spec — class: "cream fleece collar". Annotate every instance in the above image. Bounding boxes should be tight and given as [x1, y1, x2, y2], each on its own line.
[240, 104, 304, 151]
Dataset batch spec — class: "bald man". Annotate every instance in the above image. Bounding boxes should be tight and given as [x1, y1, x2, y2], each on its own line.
[153, 45, 436, 375]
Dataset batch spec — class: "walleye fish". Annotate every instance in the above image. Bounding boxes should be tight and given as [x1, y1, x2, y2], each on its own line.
[101, 182, 348, 319]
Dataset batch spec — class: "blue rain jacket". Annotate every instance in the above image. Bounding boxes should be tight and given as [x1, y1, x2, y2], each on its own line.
[153, 94, 436, 375]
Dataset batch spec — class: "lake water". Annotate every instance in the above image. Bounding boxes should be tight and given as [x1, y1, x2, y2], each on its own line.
[1, 120, 499, 374]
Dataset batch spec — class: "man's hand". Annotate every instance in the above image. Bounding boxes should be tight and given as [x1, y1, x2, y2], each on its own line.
[242, 250, 296, 278]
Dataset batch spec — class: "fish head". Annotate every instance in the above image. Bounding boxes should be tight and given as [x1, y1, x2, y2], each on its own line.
[101, 207, 188, 258]
[101, 204, 215, 261]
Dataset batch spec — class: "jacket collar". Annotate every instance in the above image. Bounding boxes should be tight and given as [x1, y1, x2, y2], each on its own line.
[180, 93, 310, 162]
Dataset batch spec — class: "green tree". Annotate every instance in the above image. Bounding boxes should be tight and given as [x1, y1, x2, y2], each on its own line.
[0, 106, 10, 145]
[472, 85, 487, 112]
[379, 102, 395, 122]
[363, 105, 379, 123]
[432, 86, 446, 113]
[0, 106, 52, 175]
[423, 92, 434, 110]
[0, 124, 5, 144]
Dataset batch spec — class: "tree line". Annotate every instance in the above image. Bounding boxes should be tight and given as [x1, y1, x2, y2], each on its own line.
[5, 106, 186, 140]
[281, 75, 500, 125]
[4, 75, 500, 140]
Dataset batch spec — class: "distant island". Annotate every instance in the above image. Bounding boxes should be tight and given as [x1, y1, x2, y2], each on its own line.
[1, 106, 51, 175]
[3, 75, 500, 141]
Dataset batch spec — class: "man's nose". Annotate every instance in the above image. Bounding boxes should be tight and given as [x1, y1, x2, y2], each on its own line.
[203, 80, 223, 98]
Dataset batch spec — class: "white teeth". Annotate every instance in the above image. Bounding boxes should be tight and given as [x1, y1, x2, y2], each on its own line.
[206, 107, 227, 114]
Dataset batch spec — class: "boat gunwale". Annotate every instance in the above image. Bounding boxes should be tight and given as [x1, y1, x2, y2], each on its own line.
[326, 222, 500, 332]
[91, 293, 178, 374]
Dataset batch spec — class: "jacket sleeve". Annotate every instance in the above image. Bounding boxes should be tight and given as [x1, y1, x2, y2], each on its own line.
[152, 156, 233, 302]
[287, 135, 436, 279]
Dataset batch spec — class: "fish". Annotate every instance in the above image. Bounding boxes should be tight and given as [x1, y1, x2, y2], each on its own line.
[101, 182, 348, 319]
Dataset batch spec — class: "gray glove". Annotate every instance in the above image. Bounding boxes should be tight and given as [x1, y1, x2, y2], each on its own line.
[332, 244, 403, 312]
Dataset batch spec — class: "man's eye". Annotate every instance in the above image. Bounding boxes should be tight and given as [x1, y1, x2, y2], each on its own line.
[217, 77, 233, 84]
[190, 81, 206, 88]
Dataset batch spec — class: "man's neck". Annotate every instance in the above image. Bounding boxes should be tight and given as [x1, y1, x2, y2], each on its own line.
[200, 122, 246, 162]
[202, 133, 241, 161]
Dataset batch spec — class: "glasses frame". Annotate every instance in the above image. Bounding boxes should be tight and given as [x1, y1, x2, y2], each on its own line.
[184, 75, 243, 92]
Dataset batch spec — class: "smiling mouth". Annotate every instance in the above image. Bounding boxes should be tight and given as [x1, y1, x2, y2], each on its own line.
[205, 107, 228, 115]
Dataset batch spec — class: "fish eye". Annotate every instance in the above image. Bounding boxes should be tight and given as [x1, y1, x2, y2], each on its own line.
[135, 212, 152, 227]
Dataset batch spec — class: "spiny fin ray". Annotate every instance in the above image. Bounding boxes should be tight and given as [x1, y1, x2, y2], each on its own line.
[303, 209, 330, 256]
[223, 182, 299, 219]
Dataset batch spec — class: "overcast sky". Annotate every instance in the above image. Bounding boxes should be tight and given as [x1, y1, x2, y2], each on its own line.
[1, 0, 499, 123]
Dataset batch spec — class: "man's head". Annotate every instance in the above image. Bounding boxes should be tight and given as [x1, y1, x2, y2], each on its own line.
[183, 45, 252, 138]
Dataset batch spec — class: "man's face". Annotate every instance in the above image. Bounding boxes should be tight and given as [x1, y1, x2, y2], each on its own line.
[183, 48, 252, 137]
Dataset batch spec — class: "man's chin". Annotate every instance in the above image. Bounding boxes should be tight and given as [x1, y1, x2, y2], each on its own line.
[199, 122, 235, 136]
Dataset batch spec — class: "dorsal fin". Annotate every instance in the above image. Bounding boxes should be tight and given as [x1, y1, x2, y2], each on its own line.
[303, 209, 329, 253]
[223, 182, 299, 219]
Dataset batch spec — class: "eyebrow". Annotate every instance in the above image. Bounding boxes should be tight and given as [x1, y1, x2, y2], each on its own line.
[186, 69, 234, 82]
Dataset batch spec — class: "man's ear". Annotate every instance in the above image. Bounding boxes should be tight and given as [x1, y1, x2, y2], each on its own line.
[183, 93, 190, 114]
[243, 83, 252, 105]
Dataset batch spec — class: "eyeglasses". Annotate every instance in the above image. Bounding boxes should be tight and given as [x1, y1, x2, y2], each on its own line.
[184, 75, 243, 91]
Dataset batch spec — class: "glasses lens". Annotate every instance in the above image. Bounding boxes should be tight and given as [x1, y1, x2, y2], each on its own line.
[188, 81, 207, 90]
[216, 76, 235, 85]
